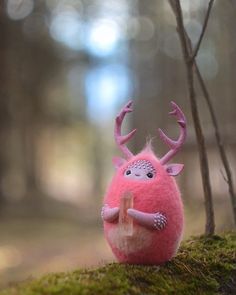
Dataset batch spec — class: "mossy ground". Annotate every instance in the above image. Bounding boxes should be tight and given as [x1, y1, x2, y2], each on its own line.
[1, 233, 235, 295]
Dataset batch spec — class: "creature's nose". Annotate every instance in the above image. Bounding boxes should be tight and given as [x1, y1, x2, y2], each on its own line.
[135, 173, 140, 177]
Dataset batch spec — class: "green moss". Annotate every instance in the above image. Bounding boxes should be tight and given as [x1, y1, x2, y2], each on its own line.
[1, 233, 235, 295]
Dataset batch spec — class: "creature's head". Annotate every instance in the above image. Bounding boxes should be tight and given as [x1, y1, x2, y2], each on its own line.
[112, 101, 187, 180]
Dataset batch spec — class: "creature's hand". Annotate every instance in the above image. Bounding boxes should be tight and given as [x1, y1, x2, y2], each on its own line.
[101, 204, 119, 223]
[127, 209, 167, 230]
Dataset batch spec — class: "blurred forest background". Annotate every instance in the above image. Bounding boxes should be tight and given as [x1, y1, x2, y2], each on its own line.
[0, 0, 235, 288]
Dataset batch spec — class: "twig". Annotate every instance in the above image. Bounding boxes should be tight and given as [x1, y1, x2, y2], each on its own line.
[169, 0, 215, 235]
[185, 27, 236, 226]
[194, 64, 236, 225]
[173, 1, 190, 62]
[220, 169, 229, 184]
[190, 0, 215, 62]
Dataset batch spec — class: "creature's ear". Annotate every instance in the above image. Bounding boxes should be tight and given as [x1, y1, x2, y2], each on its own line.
[112, 157, 126, 169]
[165, 163, 184, 176]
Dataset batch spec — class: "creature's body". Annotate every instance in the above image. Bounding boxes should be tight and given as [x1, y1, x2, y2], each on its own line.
[102, 101, 186, 265]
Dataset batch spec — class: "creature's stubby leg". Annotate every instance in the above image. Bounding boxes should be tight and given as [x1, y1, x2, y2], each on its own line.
[127, 209, 167, 230]
[101, 204, 119, 223]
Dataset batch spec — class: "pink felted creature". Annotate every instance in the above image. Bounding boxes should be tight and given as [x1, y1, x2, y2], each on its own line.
[101, 101, 187, 265]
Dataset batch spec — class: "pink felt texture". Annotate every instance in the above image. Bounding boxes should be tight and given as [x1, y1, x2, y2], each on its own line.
[164, 163, 184, 176]
[114, 100, 136, 159]
[159, 101, 187, 165]
[102, 205, 119, 223]
[103, 149, 184, 265]
[112, 157, 126, 169]
[127, 209, 167, 230]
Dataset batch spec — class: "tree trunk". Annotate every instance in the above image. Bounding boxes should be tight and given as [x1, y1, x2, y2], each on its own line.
[0, 2, 10, 207]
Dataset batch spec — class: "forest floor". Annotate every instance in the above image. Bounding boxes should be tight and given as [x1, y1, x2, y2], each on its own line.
[0, 216, 112, 288]
[0, 232, 235, 295]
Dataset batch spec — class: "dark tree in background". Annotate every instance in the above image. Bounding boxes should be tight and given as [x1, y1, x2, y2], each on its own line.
[0, 2, 9, 206]
[0, 1, 61, 212]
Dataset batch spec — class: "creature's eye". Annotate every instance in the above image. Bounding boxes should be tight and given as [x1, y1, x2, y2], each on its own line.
[126, 170, 131, 175]
[147, 172, 153, 178]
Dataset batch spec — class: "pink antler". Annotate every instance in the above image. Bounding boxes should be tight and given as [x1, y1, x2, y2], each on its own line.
[159, 101, 186, 165]
[114, 100, 137, 159]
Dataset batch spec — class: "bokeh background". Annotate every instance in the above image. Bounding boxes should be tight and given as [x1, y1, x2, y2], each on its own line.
[0, 0, 235, 288]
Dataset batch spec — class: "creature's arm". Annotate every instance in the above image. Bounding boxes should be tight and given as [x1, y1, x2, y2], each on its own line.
[101, 204, 119, 223]
[127, 209, 167, 230]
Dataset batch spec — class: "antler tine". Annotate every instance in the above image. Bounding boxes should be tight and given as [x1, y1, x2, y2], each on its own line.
[159, 101, 187, 165]
[114, 100, 137, 159]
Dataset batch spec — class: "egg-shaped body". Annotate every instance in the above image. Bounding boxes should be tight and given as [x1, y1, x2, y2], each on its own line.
[103, 151, 184, 265]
